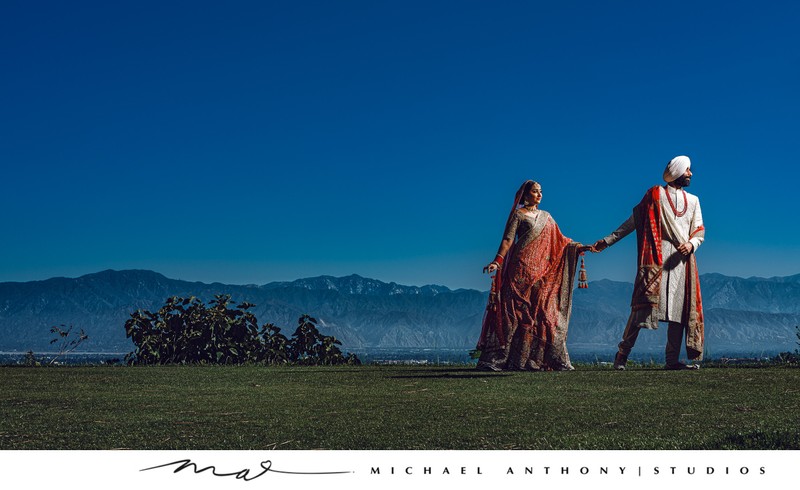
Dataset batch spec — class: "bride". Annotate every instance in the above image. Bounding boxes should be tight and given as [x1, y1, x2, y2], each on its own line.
[476, 180, 590, 371]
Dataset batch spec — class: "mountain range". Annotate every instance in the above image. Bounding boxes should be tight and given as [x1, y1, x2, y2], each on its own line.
[1, 269, 798, 358]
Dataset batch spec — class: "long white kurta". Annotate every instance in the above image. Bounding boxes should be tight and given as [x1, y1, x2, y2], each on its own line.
[603, 185, 704, 324]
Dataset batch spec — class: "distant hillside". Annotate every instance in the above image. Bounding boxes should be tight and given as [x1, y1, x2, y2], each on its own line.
[1, 270, 798, 357]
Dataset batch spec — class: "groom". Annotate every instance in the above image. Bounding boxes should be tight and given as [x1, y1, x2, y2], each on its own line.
[592, 156, 705, 370]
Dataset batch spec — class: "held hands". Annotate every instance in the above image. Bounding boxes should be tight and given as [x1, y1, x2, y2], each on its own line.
[590, 240, 608, 253]
[575, 240, 607, 253]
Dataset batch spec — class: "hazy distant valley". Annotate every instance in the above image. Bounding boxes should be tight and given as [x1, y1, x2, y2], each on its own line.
[1, 270, 798, 362]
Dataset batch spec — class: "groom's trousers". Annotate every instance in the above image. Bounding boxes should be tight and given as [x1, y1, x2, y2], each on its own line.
[617, 320, 686, 364]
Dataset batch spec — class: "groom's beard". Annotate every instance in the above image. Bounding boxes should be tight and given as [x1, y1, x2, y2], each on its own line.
[674, 175, 691, 187]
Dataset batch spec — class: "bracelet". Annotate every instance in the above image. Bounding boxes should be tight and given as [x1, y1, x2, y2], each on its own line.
[494, 254, 504, 266]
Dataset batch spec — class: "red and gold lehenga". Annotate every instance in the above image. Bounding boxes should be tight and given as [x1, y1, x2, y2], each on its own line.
[477, 199, 582, 371]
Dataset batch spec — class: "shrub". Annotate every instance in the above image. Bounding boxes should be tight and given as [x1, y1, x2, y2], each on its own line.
[124, 296, 359, 366]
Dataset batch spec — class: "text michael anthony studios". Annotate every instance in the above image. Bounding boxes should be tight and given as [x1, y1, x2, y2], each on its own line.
[367, 464, 767, 478]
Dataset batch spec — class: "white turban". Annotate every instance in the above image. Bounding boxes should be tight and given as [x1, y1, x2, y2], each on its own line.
[663, 155, 691, 183]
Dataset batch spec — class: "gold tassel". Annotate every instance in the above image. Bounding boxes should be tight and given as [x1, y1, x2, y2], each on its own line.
[578, 253, 588, 289]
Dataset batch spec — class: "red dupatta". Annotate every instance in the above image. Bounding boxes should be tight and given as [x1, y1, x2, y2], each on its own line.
[630, 186, 664, 313]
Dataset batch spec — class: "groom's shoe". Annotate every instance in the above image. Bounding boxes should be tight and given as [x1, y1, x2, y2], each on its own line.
[665, 363, 700, 371]
[613, 353, 628, 371]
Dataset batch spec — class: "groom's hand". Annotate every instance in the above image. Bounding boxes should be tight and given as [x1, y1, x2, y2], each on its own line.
[677, 242, 694, 255]
[591, 240, 608, 252]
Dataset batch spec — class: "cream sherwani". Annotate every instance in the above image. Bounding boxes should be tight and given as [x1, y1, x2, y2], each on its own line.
[603, 185, 704, 324]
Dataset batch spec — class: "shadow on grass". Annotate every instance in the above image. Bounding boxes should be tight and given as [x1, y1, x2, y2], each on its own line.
[278, 368, 365, 374]
[709, 429, 800, 449]
[390, 368, 512, 379]
[385, 367, 478, 373]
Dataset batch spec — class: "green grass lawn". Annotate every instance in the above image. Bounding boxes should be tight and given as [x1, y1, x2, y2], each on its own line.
[1, 365, 798, 450]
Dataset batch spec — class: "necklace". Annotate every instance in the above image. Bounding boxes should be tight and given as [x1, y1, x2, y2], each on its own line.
[522, 207, 539, 218]
[665, 186, 688, 217]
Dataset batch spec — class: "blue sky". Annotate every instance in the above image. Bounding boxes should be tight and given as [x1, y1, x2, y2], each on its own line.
[1, 1, 798, 290]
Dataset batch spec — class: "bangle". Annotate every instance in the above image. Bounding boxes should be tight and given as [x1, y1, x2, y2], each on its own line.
[494, 254, 504, 266]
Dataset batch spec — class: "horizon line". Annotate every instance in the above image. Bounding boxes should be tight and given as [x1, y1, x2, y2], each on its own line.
[2, 268, 799, 290]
